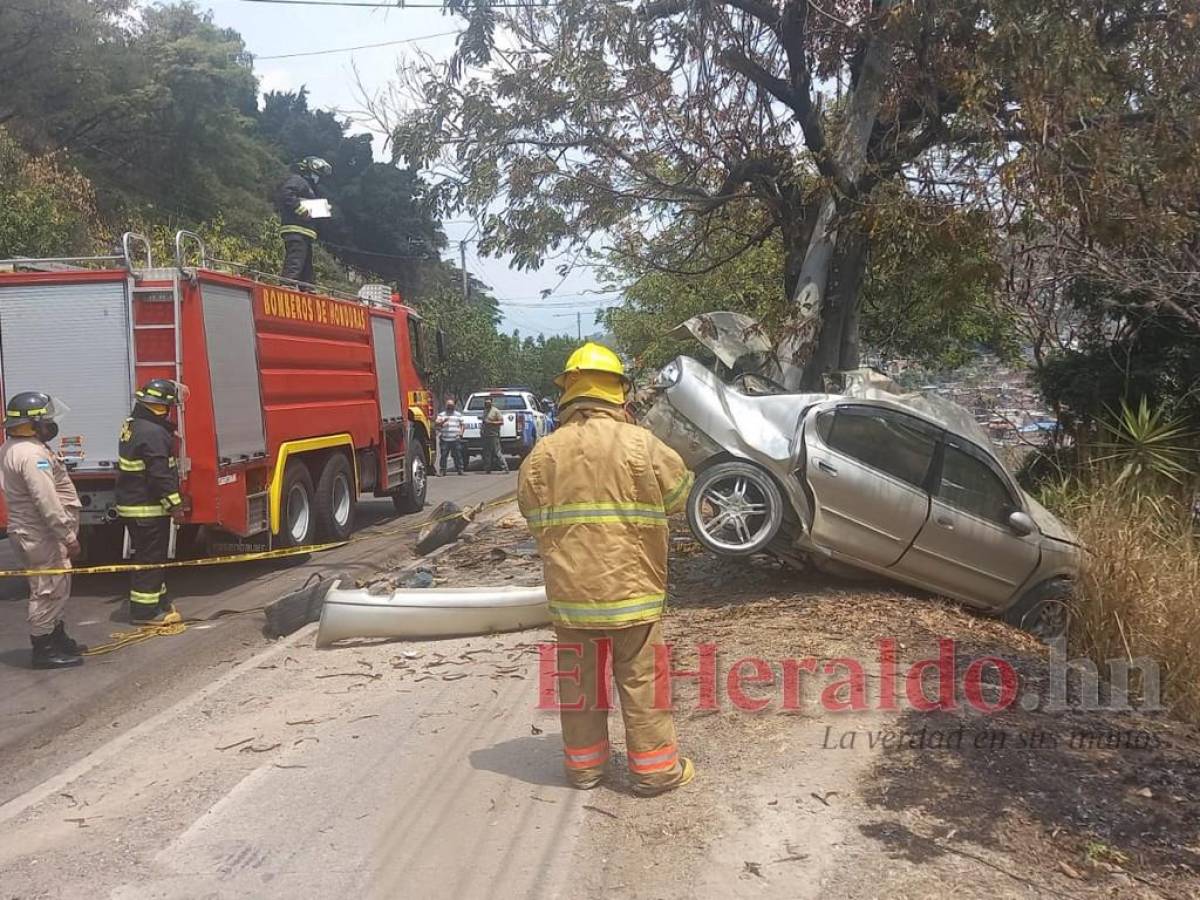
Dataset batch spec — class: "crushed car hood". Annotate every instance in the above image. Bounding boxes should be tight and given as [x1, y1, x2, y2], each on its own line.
[669, 312, 779, 376]
[670, 311, 994, 449]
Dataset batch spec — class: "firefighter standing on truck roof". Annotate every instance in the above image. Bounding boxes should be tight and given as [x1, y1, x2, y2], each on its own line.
[517, 343, 696, 796]
[0, 392, 87, 669]
[276, 156, 332, 289]
[116, 379, 186, 625]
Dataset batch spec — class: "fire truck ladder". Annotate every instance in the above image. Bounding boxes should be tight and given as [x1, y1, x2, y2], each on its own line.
[122, 231, 188, 476]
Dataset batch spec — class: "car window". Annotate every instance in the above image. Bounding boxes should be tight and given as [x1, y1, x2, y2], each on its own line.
[938, 443, 1016, 523]
[465, 394, 525, 411]
[819, 406, 938, 488]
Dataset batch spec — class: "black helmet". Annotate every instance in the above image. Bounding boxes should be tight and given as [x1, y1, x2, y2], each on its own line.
[298, 156, 332, 178]
[5, 391, 69, 429]
[135, 379, 183, 407]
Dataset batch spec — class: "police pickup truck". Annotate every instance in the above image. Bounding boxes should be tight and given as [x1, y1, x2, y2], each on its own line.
[460, 389, 550, 465]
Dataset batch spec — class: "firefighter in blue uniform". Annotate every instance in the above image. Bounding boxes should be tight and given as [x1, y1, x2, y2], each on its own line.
[116, 379, 186, 624]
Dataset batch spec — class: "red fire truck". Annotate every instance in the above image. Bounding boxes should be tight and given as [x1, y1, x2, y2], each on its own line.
[0, 231, 440, 558]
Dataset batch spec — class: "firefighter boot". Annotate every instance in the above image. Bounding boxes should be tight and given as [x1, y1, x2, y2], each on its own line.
[31, 634, 83, 669]
[632, 758, 695, 798]
[131, 601, 181, 626]
[50, 620, 88, 655]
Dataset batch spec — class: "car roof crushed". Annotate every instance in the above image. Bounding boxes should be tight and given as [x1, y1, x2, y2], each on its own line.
[671, 311, 995, 450]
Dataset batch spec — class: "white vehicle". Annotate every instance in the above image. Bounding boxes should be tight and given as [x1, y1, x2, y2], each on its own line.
[460, 389, 549, 463]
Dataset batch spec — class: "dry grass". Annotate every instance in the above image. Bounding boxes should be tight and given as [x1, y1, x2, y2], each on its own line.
[1064, 489, 1200, 725]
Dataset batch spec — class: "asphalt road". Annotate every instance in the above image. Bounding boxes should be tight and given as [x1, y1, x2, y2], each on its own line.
[0, 467, 518, 806]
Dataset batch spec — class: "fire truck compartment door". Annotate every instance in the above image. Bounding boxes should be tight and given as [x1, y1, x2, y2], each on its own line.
[0, 279, 131, 470]
[371, 317, 403, 423]
[201, 283, 267, 462]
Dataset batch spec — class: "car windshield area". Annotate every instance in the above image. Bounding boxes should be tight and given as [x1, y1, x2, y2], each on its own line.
[466, 394, 527, 412]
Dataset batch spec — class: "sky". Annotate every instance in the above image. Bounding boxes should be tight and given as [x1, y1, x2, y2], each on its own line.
[199, 0, 618, 338]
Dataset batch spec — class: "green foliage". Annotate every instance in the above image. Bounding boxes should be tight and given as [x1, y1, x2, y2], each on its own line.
[602, 223, 788, 376]
[417, 288, 575, 400]
[602, 198, 1012, 376]
[1035, 280, 1200, 442]
[3, 2, 276, 228]
[1095, 398, 1197, 491]
[257, 89, 446, 295]
[0, 129, 99, 258]
[860, 196, 1015, 370]
[123, 4, 274, 226]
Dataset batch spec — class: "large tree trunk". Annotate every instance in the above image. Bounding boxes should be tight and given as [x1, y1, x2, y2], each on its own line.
[776, 3, 898, 390]
[797, 226, 869, 388]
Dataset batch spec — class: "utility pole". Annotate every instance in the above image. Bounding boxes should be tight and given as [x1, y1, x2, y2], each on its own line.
[459, 240, 468, 303]
[576, 311, 582, 341]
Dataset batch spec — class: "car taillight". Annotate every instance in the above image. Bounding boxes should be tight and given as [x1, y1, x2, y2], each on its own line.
[516, 412, 526, 431]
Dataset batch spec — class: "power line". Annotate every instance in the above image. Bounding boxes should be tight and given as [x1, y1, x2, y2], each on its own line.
[241, 0, 557, 8]
[255, 30, 461, 59]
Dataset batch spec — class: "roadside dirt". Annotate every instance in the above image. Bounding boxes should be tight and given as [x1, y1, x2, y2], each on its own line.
[433, 516, 1200, 898]
[3, 504, 1196, 898]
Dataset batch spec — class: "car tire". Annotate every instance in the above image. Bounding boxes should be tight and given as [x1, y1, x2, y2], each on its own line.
[1004, 578, 1072, 643]
[393, 427, 429, 514]
[278, 460, 317, 548]
[686, 461, 783, 556]
[314, 452, 356, 541]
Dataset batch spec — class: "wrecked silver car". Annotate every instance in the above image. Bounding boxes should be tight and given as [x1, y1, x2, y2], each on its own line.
[644, 313, 1081, 640]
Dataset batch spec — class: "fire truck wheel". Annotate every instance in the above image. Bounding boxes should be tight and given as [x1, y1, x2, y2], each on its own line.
[315, 453, 357, 541]
[279, 460, 317, 547]
[392, 430, 429, 514]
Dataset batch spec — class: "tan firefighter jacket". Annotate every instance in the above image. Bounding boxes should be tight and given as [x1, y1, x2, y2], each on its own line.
[0, 437, 80, 546]
[517, 401, 693, 629]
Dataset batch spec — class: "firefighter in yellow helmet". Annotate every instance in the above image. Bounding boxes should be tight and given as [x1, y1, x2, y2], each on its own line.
[116, 379, 186, 625]
[517, 342, 696, 796]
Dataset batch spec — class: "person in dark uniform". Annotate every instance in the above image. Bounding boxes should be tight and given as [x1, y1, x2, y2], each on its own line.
[115, 379, 186, 625]
[276, 156, 332, 289]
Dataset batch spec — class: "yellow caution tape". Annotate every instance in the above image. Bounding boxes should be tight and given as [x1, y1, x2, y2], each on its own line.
[0, 492, 518, 578]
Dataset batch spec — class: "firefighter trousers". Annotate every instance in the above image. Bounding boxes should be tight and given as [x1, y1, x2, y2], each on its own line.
[125, 518, 171, 616]
[555, 621, 686, 791]
[281, 234, 315, 288]
[10, 531, 71, 637]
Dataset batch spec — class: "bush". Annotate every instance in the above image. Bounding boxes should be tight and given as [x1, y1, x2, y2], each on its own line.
[1055, 486, 1200, 725]
[0, 128, 98, 258]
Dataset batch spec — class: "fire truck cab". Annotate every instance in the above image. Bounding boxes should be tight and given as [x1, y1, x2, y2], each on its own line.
[0, 231, 441, 557]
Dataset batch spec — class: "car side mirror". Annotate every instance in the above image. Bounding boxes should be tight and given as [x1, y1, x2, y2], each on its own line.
[1007, 510, 1035, 536]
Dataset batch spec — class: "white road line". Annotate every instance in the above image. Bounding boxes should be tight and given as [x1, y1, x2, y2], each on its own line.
[0, 624, 319, 828]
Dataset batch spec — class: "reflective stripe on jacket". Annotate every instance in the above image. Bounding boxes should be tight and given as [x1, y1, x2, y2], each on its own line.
[115, 407, 182, 518]
[276, 173, 320, 239]
[517, 401, 693, 629]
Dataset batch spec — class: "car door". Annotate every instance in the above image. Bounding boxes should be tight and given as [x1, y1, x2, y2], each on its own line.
[892, 437, 1041, 608]
[524, 393, 546, 436]
[802, 402, 939, 567]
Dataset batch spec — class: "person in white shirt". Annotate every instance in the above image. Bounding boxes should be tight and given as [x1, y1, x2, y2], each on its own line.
[435, 399, 466, 476]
